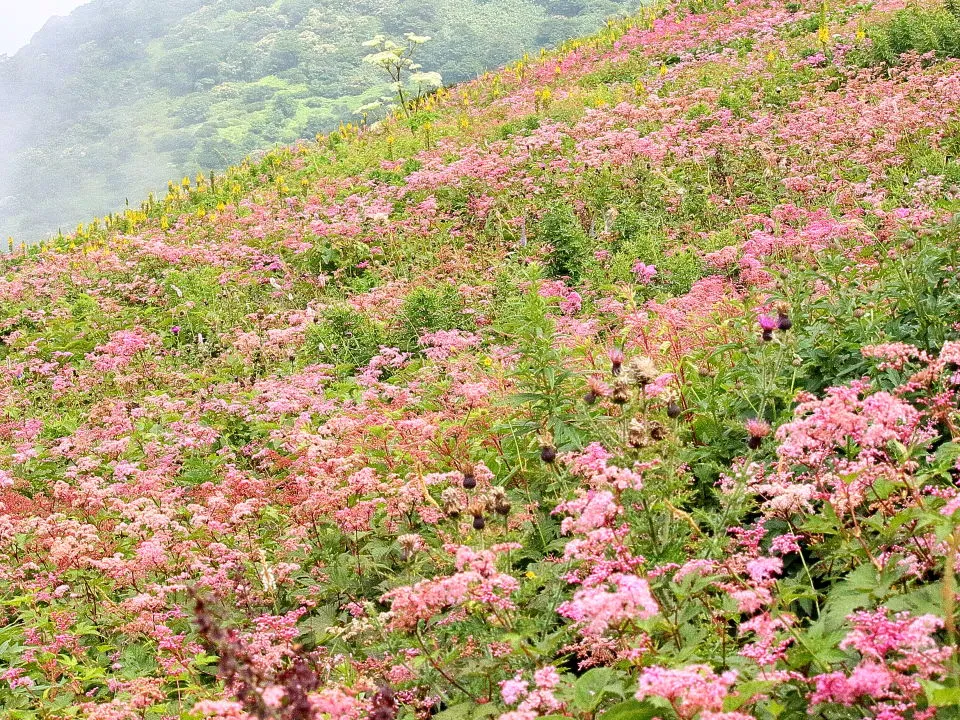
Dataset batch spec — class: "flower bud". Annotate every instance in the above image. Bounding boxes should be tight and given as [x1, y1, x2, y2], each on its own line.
[540, 444, 557, 463]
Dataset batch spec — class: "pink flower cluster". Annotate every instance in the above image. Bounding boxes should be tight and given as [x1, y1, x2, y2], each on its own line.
[382, 544, 520, 630]
[811, 610, 951, 717]
[85, 328, 159, 372]
[635, 664, 738, 719]
[557, 573, 659, 637]
[499, 666, 564, 720]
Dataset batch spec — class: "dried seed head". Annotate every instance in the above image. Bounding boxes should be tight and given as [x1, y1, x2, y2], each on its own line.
[398, 534, 423, 562]
[623, 356, 659, 387]
[612, 377, 632, 405]
[628, 418, 649, 449]
[489, 486, 511, 515]
[441, 486, 464, 517]
[649, 421, 667, 441]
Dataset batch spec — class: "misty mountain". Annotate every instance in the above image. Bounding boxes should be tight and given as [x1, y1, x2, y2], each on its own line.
[0, 0, 635, 242]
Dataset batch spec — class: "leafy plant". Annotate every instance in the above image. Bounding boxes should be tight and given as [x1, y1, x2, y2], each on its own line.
[304, 305, 386, 371]
[539, 203, 591, 282]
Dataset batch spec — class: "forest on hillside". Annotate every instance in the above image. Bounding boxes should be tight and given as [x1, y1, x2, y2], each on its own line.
[0, 0, 635, 242]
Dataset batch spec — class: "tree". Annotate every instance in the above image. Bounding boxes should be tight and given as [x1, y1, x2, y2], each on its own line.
[361, 33, 442, 118]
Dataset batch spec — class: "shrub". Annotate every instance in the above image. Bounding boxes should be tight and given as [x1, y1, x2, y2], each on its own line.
[304, 306, 385, 372]
[858, 6, 960, 65]
[538, 203, 591, 282]
[392, 284, 473, 351]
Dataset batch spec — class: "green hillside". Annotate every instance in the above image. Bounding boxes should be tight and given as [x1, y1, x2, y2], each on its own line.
[0, 0, 635, 242]
[4, 0, 960, 718]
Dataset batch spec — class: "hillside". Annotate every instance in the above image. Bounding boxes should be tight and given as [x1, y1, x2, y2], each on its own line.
[4, 0, 960, 718]
[0, 0, 635, 244]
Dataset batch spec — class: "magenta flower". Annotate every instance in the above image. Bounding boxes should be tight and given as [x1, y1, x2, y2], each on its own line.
[759, 314, 777, 341]
[632, 261, 657, 284]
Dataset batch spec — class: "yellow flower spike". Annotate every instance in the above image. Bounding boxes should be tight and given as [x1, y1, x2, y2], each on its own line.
[525, 571, 537, 579]
[855, 26, 865, 42]
[659, 63, 668, 76]
[817, 24, 830, 45]
[766, 50, 776, 63]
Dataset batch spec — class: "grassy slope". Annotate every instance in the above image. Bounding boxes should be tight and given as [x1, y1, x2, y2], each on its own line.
[0, 0, 634, 242]
[3, 0, 960, 718]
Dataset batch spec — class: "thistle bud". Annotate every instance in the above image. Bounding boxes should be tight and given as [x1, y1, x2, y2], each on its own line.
[472, 514, 486, 530]
[759, 315, 777, 342]
[585, 376, 611, 404]
[775, 302, 792, 331]
[462, 470, 477, 490]
[745, 419, 771, 450]
[667, 400, 682, 419]
[540, 444, 557, 464]
[609, 348, 625, 376]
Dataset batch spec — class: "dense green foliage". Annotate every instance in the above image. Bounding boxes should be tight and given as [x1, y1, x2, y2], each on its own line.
[0, 0, 635, 242]
[857, 4, 960, 65]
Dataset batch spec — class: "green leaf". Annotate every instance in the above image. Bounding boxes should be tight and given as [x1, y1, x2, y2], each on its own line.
[598, 699, 660, 720]
[925, 681, 960, 706]
[432, 702, 498, 720]
[572, 667, 621, 711]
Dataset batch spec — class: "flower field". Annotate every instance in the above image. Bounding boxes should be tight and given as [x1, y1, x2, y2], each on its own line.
[4, 0, 960, 718]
